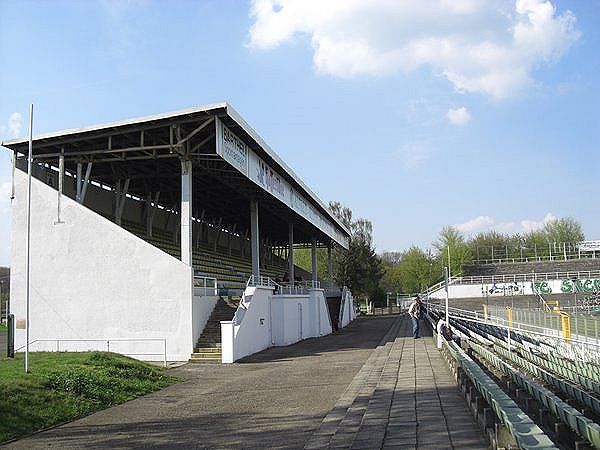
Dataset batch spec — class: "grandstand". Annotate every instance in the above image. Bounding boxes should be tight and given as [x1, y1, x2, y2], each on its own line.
[2, 102, 355, 362]
[426, 305, 600, 449]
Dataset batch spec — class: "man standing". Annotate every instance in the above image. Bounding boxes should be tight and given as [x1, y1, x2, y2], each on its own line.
[408, 296, 422, 339]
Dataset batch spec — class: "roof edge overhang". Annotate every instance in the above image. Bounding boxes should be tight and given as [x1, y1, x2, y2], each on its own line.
[1, 101, 351, 242]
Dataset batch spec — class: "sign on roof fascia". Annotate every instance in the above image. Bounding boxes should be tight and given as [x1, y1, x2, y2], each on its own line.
[215, 118, 249, 176]
[215, 118, 348, 248]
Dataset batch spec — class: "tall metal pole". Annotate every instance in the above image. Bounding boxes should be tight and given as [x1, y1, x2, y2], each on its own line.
[447, 246, 451, 278]
[444, 266, 450, 327]
[25, 104, 33, 374]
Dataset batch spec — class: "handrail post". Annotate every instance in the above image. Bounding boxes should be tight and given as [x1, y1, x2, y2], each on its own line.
[107, 340, 110, 352]
[163, 340, 167, 368]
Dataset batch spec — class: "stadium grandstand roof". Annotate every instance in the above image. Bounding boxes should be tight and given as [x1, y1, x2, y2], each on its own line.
[2, 102, 350, 248]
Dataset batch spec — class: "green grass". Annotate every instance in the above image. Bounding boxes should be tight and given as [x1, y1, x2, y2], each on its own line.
[0, 323, 6, 333]
[0, 352, 180, 443]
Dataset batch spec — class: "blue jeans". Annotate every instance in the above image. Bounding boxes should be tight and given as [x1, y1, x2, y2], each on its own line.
[411, 316, 420, 337]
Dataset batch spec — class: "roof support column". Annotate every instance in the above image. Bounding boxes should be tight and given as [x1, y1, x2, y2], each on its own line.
[250, 199, 260, 278]
[328, 244, 333, 282]
[180, 159, 193, 267]
[311, 238, 317, 283]
[55, 152, 64, 224]
[288, 223, 294, 283]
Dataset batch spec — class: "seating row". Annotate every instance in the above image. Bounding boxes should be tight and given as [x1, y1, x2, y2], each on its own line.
[444, 340, 558, 449]
[468, 340, 600, 449]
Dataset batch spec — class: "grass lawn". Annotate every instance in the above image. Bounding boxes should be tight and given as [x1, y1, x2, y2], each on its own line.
[0, 323, 6, 333]
[0, 352, 180, 443]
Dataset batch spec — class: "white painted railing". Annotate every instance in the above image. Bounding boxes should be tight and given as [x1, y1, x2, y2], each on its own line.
[193, 275, 218, 296]
[452, 269, 600, 286]
[16, 338, 168, 367]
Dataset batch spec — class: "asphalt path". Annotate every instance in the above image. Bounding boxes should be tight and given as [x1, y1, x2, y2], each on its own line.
[5, 315, 398, 449]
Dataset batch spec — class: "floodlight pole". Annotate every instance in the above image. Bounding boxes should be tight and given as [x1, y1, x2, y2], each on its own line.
[25, 104, 33, 374]
[444, 266, 450, 327]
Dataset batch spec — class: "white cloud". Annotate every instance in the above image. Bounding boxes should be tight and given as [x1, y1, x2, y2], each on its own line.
[396, 142, 430, 168]
[455, 212, 556, 235]
[446, 107, 471, 125]
[455, 215, 494, 233]
[248, 0, 580, 98]
[0, 112, 23, 139]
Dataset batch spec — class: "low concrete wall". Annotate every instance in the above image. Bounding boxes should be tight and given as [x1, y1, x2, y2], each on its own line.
[11, 168, 194, 361]
[192, 295, 219, 346]
[221, 287, 334, 363]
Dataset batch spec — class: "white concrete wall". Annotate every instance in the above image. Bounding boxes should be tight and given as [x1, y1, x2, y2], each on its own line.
[221, 287, 334, 363]
[192, 295, 219, 346]
[11, 168, 194, 361]
[339, 289, 357, 328]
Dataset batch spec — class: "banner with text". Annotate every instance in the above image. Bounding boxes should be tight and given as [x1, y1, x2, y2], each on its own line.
[216, 118, 348, 248]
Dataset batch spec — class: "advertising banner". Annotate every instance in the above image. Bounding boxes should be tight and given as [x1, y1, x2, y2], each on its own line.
[215, 118, 348, 248]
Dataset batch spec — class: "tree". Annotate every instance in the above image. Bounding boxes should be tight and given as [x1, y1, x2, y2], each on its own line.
[397, 246, 435, 294]
[328, 201, 384, 304]
[434, 226, 472, 275]
[544, 218, 584, 244]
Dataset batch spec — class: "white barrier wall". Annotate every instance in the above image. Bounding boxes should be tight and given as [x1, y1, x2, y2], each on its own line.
[11, 169, 196, 361]
[428, 279, 588, 300]
[339, 289, 357, 328]
[192, 294, 219, 346]
[221, 287, 334, 363]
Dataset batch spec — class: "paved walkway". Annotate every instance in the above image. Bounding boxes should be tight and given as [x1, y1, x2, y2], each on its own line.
[305, 316, 485, 449]
[5, 315, 485, 449]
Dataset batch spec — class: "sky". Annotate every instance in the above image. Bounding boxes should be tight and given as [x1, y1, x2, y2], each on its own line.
[0, 0, 599, 266]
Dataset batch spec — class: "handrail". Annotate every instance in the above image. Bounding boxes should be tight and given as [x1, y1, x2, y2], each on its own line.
[15, 338, 168, 367]
[193, 275, 218, 296]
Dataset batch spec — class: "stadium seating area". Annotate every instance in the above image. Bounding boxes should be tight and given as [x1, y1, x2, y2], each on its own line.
[119, 218, 309, 290]
[427, 308, 600, 449]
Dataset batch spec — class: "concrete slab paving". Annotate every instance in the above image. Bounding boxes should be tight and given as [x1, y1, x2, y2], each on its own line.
[304, 315, 487, 450]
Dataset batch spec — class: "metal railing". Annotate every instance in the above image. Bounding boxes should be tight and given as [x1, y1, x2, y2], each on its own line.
[428, 304, 600, 352]
[193, 275, 218, 296]
[15, 338, 168, 367]
[447, 269, 600, 287]
[472, 241, 599, 265]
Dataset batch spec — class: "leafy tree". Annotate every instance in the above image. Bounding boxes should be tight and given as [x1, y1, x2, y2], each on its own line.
[434, 226, 472, 275]
[326, 201, 384, 303]
[397, 246, 436, 294]
[544, 217, 584, 244]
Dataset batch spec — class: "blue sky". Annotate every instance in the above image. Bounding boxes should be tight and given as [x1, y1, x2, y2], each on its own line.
[0, 0, 599, 266]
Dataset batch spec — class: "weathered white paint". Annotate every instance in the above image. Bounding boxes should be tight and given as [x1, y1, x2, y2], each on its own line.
[221, 287, 334, 363]
[10, 168, 209, 361]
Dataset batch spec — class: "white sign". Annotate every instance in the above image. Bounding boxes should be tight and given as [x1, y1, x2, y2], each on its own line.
[579, 241, 600, 252]
[249, 151, 288, 204]
[215, 118, 348, 248]
[216, 120, 248, 176]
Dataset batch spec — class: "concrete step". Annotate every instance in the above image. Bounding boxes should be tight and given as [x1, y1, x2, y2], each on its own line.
[194, 346, 222, 353]
[189, 353, 222, 363]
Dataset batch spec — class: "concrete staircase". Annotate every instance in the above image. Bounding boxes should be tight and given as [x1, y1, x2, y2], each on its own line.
[189, 296, 240, 363]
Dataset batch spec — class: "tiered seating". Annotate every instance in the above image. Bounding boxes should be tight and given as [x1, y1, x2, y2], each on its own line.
[119, 219, 293, 289]
[428, 307, 600, 448]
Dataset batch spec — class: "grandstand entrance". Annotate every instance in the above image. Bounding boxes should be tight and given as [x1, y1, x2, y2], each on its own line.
[3, 103, 351, 361]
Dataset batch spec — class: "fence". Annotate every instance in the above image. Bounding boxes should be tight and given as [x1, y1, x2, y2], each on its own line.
[451, 269, 600, 286]
[193, 276, 218, 296]
[488, 305, 600, 343]
[473, 241, 599, 265]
